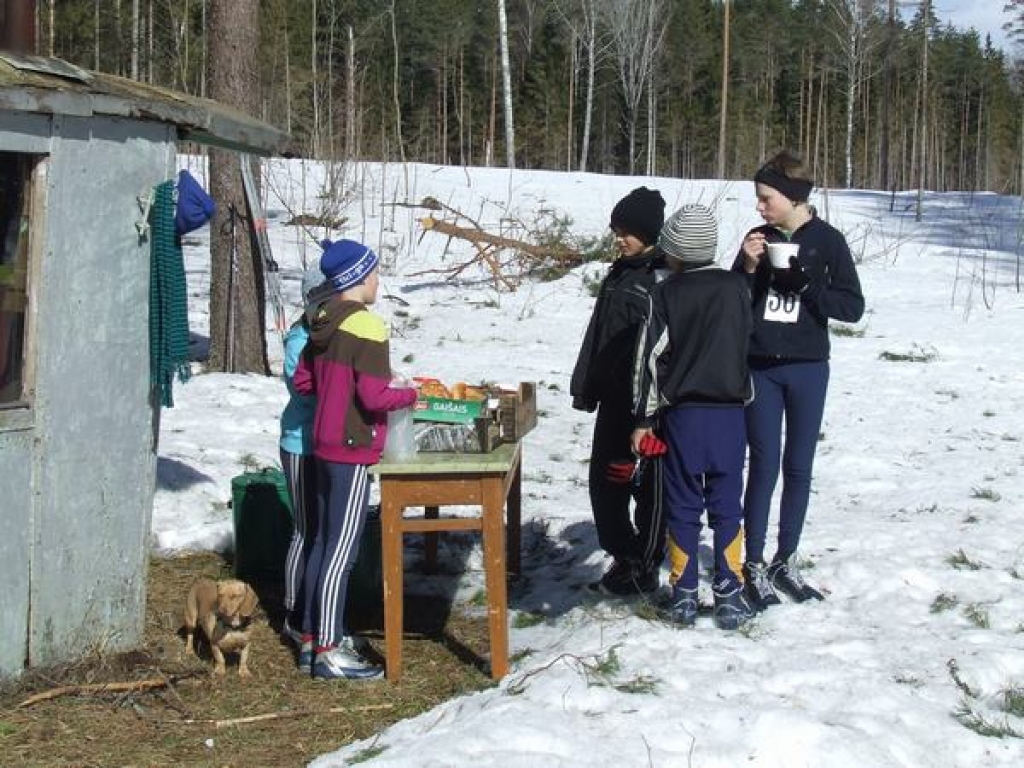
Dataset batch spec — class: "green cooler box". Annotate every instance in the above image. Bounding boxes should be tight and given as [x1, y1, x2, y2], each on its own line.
[230, 468, 382, 622]
[232, 469, 293, 581]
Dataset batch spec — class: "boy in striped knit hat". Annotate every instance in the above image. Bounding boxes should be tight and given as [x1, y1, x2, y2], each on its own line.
[631, 204, 755, 630]
[293, 239, 417, 679]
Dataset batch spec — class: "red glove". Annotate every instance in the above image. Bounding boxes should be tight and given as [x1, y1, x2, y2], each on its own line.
[605, 460, 636, 484]
[637, 433, 668, 457]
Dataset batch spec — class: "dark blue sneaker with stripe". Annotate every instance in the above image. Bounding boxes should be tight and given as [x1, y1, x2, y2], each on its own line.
[660, 587, 699, 627]
[712, 581, 754, 630]
[282, 619, 313, 673]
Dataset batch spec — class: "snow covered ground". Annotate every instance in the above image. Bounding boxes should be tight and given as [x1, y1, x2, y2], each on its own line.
[156, 158, 1024, 767]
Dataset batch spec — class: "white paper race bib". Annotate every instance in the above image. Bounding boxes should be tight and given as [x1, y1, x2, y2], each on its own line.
[763, 289, 801, 323]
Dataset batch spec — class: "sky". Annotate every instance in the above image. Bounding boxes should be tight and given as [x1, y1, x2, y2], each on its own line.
[156, 158, 1024, 767]
[934, 0, 1015, 51]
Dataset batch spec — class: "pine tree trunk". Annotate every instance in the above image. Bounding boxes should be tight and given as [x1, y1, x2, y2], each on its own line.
[487, 49, 497, 167]
[389, 0, 405, 164]
[94, 0, 101, 70]
[207, 0, 268, 374]
[566, 29, 576, 172]
[915, 0, 929, 221]
[311, 0, 320, 157]
[130, 0, 139, 80]
[147, 0, 153, 82]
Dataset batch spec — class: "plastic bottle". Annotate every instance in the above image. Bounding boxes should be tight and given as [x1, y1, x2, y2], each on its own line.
[384, 406, 417, 461]
[384, 371, 418, 461]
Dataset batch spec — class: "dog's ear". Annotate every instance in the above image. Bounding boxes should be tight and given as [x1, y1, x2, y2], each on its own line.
[239, 583, 259, 617]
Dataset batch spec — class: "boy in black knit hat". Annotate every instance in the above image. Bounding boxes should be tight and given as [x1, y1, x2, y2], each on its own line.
[570, 186, 669, 596]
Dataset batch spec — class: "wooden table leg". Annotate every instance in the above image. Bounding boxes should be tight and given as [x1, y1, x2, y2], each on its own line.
[506, 459, 522, 577]
[423, 505, 439, 573]
[481, 477, 509, 679]
[380, 488, 405, 681]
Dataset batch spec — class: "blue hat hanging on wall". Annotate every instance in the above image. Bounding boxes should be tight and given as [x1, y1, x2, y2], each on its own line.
[174, 169, 216, 236]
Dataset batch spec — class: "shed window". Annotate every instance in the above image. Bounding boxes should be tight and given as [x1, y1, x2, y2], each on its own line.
[0, 152, 34, 407]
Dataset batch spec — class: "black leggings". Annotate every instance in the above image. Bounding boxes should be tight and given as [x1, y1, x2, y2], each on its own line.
[588, 399, 665, 570]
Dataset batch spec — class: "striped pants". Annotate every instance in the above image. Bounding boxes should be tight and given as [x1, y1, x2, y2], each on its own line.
[301, 460, 371, 648]
[280, 448, 317, 630]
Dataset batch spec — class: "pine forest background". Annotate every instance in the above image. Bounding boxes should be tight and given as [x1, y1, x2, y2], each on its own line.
[36, 0, 1024, 194]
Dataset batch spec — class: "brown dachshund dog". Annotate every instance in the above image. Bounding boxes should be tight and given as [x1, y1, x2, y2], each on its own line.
[183, 578, 259, 676]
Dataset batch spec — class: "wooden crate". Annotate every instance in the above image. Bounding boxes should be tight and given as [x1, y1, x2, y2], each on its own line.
[496, 382, 537, 443]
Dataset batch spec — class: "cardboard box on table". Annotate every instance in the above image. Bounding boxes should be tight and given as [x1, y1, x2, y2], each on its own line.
[412, 382, 537, 453]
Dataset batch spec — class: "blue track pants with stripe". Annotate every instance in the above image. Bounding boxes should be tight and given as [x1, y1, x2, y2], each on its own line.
[301, 460, 370, 648]
[662, 406, 746, 592]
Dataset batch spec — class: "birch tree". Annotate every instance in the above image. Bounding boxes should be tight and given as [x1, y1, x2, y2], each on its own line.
[717, 0, 730, 179]
[498, 0, 516, 169]
[603, 0, 667, 174]
[553, 0, 603, 172]
[825, 0, 884, 188]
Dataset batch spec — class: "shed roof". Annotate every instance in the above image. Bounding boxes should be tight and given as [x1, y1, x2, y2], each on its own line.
[0, 53, 289, 155]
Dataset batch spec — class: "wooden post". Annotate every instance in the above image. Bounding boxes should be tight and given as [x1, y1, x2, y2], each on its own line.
[1, 0, 37, 54]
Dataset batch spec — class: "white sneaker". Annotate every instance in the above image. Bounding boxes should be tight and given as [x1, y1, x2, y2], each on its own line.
[312, 637, 383, 681]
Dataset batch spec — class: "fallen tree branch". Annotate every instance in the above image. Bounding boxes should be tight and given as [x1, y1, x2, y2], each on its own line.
[16, 674, 201, 709]
[413, 215, 585, 290]
[420, 216, 581, 263]
[181, 703, 394, 729]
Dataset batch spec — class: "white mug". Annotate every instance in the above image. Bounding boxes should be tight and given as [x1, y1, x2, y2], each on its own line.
[766, 242, 800, 269]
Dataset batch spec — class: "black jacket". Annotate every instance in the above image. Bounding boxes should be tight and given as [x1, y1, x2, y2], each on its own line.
[633, 265, 753, 423]
[731, 216, 864, 361]
[571, 249, 667, 412]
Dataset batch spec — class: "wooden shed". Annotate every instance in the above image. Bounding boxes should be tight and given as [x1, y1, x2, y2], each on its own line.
[0, 53, 288, 678]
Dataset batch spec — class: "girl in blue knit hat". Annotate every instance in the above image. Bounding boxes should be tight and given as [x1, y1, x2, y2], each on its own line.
[293, 239, 417, 680]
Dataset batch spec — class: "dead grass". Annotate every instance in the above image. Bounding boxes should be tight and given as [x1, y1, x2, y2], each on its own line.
[0, 552, 493, 767]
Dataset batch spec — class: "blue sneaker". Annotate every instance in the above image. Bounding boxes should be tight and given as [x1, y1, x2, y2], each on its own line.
[297, 641, 313, 674]
[713, 582, 754, 630]
[283, 620, 313, 673]
[660, 587, 698, 627]
[312, 637, 384, 681]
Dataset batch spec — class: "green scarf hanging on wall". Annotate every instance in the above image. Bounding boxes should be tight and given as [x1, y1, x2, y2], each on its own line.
[149, 179, 192, 407]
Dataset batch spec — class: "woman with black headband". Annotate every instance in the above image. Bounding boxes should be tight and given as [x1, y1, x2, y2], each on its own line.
[731, 151, 864, 612]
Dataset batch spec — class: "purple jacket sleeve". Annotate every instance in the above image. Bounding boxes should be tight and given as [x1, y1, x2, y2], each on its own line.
[355, 373, 417, 412]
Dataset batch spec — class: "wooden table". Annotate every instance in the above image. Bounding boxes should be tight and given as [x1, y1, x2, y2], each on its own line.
[372, 441, 522, 682]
